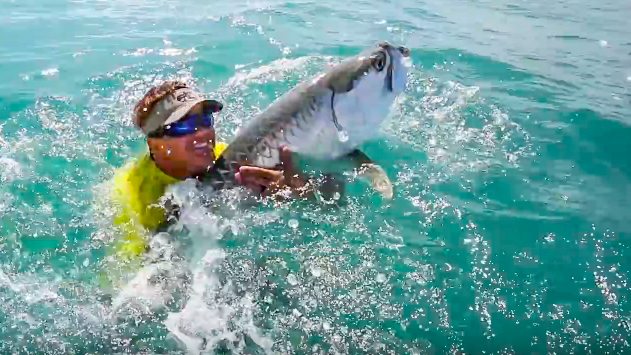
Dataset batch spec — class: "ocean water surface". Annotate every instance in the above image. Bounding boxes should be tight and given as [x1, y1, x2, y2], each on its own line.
[1, 0, 630, 353]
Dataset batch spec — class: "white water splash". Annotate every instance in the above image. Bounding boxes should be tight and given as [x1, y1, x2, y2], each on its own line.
[225, 56, 320, 87]
[41, 68, 59, 76]
[0, 157, 22, 183]
[164, 248, 275, 354]
[158, 47, 197, 57]
[385, 73, 530, 178]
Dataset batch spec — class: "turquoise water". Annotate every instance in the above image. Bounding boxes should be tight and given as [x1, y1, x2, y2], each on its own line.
[1, 0, 630, 353]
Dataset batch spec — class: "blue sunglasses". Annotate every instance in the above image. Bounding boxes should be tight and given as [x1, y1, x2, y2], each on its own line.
[148, 109, 214, 138]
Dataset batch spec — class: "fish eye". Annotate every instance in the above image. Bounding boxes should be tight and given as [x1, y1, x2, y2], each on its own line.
[372, 52, 386, 71]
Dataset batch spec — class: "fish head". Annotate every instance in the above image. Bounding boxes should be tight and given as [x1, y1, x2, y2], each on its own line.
[321, 41, 412, 145]
[325, 41, 412, 96]
[365, 40, 412, 94]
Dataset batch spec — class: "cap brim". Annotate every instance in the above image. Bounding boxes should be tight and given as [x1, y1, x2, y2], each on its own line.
[162, 99, 223, 126]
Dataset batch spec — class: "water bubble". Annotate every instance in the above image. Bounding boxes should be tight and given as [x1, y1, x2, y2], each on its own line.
[311, 266, 323, 277]
[288, 219, 299, 229]
[376, 273, 387, 283]
[287, 273, 298, 286]
[337, 130, 349, 142]
[332, 192, 341, 201]
[82, 258, 90, 267]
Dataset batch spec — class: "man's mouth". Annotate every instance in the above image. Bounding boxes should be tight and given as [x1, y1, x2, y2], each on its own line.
[193, 141, 210, 155]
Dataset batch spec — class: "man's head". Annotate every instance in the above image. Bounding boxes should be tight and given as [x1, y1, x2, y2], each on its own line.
[133, 81, 223, 179]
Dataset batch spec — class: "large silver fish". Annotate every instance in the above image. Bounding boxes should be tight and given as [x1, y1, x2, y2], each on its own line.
[202, 41, 412, 199]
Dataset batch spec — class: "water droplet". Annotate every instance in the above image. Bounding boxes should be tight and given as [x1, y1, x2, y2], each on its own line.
[288, 219, 299, 229]
[83, 258, 90, 267]
[287, 273, 298, 286]
[337, 130, 349, 142]
[311, 266, 322, 277]
[332, 192, 341, 200]
[376, 273, 387, 283]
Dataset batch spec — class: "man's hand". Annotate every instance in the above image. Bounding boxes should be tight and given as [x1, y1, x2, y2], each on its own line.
[234, 146, 309, 198]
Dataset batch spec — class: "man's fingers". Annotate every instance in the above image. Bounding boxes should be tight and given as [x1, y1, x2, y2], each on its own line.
[238, 166, 281, 182]
[279, 146, 292, 168]
[279, 146, 300, 185]
[234, 148, 307, 196]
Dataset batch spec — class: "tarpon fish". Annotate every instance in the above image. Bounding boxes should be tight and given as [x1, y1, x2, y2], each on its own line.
[202, 41, 412, 199]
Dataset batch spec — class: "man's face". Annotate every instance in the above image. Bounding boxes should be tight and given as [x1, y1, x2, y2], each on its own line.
[147, 103, 217, 178]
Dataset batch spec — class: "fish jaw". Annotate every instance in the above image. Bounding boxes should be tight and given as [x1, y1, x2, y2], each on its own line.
[391, 46, 412, 93]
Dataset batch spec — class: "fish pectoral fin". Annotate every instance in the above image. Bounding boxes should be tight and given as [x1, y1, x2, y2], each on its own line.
[357, 162, 394, 199]
[346, 149, 394, 200]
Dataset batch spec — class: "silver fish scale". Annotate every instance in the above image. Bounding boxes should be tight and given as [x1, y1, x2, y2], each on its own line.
[251, 89, 327, 166]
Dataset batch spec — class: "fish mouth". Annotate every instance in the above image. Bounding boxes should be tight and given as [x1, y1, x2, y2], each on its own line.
[382, 43, 411, 93]
[386, 58, 394, 92]
[397, 45, 411, 58]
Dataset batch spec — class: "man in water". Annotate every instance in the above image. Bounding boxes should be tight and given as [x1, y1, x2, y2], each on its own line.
[99, 81, 314, 290]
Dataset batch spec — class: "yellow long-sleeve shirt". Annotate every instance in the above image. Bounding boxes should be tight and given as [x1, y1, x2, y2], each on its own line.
[99, 142, 227, 290]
